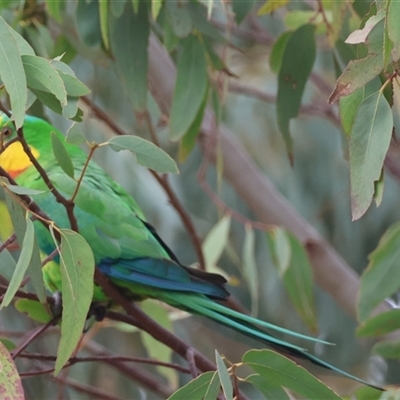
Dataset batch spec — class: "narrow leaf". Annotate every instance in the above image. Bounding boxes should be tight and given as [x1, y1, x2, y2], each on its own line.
[268, 228, 316, 331]
[76, 0, 102, 47]
[387, 0, 400, 61]
[4, 193, 46, 304]
[166, 1, 192, 38]
[110, 0, 149, 111]
[372, 340, 400, 359]
[0, 17, 27, 128]
[15, 299, 52, 323]
[99, 0, 110, 49]
[107, 135, 178, 174]
[243, 350, 341, 399]
[0, 342, 25, 400]
[329, 19, 385, 103]
[357, 309, 400, 337]
[169, 34, 208, 141]
[66, 122, 86, 145]
[55, 229, 95, 375]
[243, 225, 258, 316]
[167, 371, 215, 400]
[22, 55, 67, 105]
[276, 24, 316, 156]
[258, 0, 289, 15]
[1, 215, 34, 308]
[358, 222, 400, 321]
[246, 374, 289, 399]
[202, 215, 231, 269]
[269, 31, 293, 74]
[350, 91, 392, 220]
[215, 351, 233, 400]
[204, 372, 221, 400]
[51, 131, 75, 178]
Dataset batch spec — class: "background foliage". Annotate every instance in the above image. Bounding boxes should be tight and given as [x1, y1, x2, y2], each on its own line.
[0, 0, 399, 398]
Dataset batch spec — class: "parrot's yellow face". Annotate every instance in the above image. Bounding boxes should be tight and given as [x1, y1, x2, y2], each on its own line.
[0, 115, 39, 179]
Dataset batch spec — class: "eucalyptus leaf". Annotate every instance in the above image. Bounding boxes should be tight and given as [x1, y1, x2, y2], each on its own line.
[54, 229, 95, 375]
[0, 17, 27, 128]
[107, 135, 178, 174]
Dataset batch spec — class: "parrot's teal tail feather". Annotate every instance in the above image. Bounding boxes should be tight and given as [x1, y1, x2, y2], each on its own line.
[160, 293, 383, 391]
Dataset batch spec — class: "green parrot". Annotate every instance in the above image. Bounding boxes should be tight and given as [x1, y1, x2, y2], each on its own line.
[0, 114, 381, 390]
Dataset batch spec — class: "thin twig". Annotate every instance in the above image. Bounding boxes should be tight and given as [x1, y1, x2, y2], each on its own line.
[12, 319, 56, 359]
[55, 377, 124, 400]
[17, 352, 191, 373]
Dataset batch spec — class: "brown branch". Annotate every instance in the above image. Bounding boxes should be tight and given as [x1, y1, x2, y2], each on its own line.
[17, 352, 190, 373]
[12, 319, 56, 359]
[0, 233, 17, 253]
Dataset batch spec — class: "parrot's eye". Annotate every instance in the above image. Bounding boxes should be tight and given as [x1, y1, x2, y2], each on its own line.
[1, 126, 12, 138]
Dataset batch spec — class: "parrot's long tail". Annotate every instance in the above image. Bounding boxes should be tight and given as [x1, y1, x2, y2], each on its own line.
[161, 292, 383, 391]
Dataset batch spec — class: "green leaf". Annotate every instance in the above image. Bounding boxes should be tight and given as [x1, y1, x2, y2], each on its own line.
[166, 1, 192, 38]
[276, 24, 316, 156]
[0, 338, 16, 351]
[258, 0, 289, 16]
[246, 374, 289, 399]
[169, 34, 208, 141]
[267, 227, 291, 275]
[9, 28, 35, 56]
[1, 215, 35, 308]
[0, 17, 27, 129]
[55, 71, 91, 97]
[350, 91, 393, 220]
[110, 0, 149, 112]
[358, 222, 400, 321]
[329, 19, 385, 103]
[140, 300, 176, 384]
[1, 181, 45, 196]
[215, 351, 232, 400]
[99, 0, 110, 49]
[151, 0, 162, 20]
[286, 234, 316, 331]
[167, 371, 215, 400]
[372, 339, 400, 359]
[107, 135, 178, 174]
[3, 192, 46, 305]
[203, 372, 220, 400]
[232, 0, 256, 23]
[46, 0, 64, 23]
[202, 215, 231, 270]
[387, 0, 400, 62]
[178, 84, 208, 162]
[0, 341, 25, 400]
[243, 225, 258, 317]
[15, 299, 52, 324]
[22, 55, 67, 106]
[243, 350, 341, 399]
[54, 229, 95, 375]
[76, 0, 102, 47]
[30, 89, 62, 114]
[66, 122, 86, 145]
[51, 131, 75, 178]
[269, 31, 293, 74]
[357, 309, 400, 337]
[0, 245, 16, 282]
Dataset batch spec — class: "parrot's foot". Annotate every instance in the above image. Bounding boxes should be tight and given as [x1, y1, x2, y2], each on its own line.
[50, 291, 63, 318]
[89, 302, 109, 322]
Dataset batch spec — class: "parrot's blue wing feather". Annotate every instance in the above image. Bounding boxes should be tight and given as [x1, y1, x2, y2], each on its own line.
[98, 257, 229, 299]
